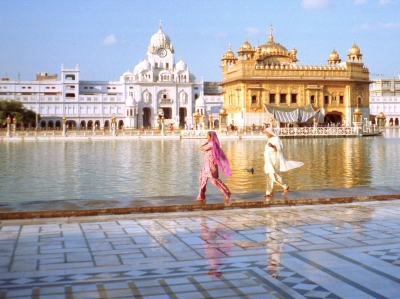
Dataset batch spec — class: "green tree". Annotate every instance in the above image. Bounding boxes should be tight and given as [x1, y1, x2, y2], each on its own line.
[0, 100, 40, 127]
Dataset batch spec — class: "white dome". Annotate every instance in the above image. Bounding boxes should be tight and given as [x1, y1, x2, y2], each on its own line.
[175, 57, 187, 71]
[134, 59, 150, 72]
[149, 22, 171, 50]
[125, 96, 135, 107]
[195, 96, 205, 107]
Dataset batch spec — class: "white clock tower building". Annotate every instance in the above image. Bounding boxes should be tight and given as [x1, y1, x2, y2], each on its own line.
[121, 21, 202, 129]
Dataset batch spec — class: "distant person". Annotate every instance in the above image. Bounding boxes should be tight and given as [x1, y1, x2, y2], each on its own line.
[264, 127, 303, 197]
[195, 131, 232, 203]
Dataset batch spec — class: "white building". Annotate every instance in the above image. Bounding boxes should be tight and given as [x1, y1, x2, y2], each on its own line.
[370, 76, 400, 126]
[0, 22, 203, 130]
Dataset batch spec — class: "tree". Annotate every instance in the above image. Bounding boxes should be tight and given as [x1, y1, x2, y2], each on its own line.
[0, 100, 40, 127]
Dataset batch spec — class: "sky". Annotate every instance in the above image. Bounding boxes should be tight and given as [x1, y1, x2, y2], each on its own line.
[1, 0, 400, 82]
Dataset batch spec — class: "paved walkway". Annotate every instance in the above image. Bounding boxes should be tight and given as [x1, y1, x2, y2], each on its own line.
[1, 198, 400, 298]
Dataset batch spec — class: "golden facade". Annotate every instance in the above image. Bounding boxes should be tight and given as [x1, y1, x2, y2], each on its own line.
[220, 26, 370, 126]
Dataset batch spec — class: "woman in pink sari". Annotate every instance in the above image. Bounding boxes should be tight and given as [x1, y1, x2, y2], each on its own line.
[195, 131, 232, 202]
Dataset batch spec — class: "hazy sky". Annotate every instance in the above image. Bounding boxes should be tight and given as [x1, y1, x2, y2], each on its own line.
[1, 0, 399, 82]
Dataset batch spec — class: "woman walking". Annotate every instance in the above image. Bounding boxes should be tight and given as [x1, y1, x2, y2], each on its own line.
[195, 131, 232, 202]
[264, 127, 303, 197]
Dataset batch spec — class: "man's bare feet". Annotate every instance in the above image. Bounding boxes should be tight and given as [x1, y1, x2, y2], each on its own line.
[283, 186, 290, 195]
[194, 198, 206, 202]
[263, 193, 274, 197]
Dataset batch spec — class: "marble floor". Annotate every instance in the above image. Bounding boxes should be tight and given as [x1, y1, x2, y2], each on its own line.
[1, 200, 400, 298]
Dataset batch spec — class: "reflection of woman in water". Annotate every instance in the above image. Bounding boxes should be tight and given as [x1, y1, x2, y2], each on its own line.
[200, 217, 231, 278]
[264, 127, 303, 197]
[195, 131, 232, 202]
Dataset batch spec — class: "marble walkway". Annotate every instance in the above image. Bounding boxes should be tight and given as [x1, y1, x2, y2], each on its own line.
[1, 199, 400, 298]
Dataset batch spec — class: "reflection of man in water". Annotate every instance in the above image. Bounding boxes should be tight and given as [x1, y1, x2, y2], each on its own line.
[200, 217, 231, 278]
[266, 218, 283, 278]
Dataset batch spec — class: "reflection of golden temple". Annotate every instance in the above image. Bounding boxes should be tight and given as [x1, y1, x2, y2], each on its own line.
[221, 25, 370, 128]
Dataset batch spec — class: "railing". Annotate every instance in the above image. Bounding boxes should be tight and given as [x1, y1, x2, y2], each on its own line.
[275, 127, 358, 137]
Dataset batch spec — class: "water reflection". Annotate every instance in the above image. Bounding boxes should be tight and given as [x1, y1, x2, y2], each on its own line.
[200, 217, 231, 278]
[0, 135, 400, 202]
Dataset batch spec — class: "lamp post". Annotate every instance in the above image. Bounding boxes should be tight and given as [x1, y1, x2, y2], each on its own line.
[6, 116, 11, 138]
[62, 116, 67, 137]
[111, 116, 117, 136]
[12, 117, 17, 133]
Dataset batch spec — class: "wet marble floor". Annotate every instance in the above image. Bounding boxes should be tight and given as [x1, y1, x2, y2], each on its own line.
[1, 199, 400, 298]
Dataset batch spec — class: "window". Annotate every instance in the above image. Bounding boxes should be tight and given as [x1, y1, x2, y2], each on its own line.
[155, 63, 158, 68]
[251, 95, 257, 104]
[163, 94, 167, 99]
[166, 63, 169, 69]
[65, 74, 75, 80]
[66, 93, 75, 98]
[291, 94, 297, 104]
[269, 94, 276, 104]
[324, 95, 329, 104]
[340, 95, 344, 104]
[311, 95, 315, 104]
[280, 94, 287, 104]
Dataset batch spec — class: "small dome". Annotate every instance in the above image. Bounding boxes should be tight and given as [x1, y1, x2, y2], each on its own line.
[195, 96, 205, 107]
[260, 25, 289, 54]
[134, 59, 150, 72]
[240, 37, 252, 50]
[175, 57, 187, 71]
[220, 107, 226, 114]
[378, 111, 386, 119]
[354, 105, 362, 115]
[349, 42, 361, 55]
[224, 44, 235, 59]
[148, 21, 171, 51]
[291, 47, 297, 55]
[329, 48, 340, 61]
[125, 96, 135, 107]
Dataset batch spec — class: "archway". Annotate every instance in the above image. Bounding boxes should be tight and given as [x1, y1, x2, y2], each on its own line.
[40, 121, 46, 129]
[66, 121, 76, 129]
[395, 118, 399, 126]
[80, 120, 86, 130]
[55, 120, 61, 129]
[104, 120, 110, 129]
[118, 120, 124, 129]
[324, 112, 343, 125]
[179, 107, 187, 127]
[142, 107, 151, 128]
[87, 120, 93, 129]
[48, 120, 54, 129]
[95, 120, 100, 129]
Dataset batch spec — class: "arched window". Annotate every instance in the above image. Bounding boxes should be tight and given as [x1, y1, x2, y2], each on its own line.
[251, 95, 257, 104]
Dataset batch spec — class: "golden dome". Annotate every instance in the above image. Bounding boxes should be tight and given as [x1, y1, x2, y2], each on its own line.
[224, 44, 235, 59]
[291, 47, 297, 55]
[329, 48, 340, 61]
[240, 37, 252, 50]
[378, 111, 386, 119]
[349, 42, 361, 55]
[220, 107, 226, 114]
[260, 25, 289, 54]
[354, 105, 362, 115]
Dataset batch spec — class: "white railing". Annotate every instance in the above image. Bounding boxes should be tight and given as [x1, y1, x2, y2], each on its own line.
[181, 130, 210, 139]
[275, 127, 357, 137]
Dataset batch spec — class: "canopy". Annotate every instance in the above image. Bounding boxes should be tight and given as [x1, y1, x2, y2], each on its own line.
[264, 103, 320, 123]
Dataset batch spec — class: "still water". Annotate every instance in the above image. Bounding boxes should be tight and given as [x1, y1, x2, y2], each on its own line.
[1, 129, 400, 203]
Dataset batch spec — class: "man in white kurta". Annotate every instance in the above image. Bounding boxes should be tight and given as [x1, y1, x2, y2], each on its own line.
[264, 127, 303, 197]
